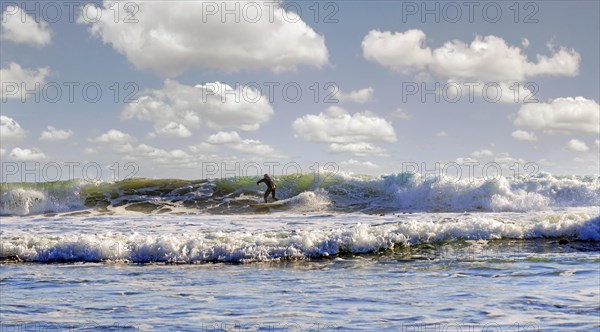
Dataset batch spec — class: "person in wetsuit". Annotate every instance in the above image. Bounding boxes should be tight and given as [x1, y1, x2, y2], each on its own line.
[257, 174, 277, 203]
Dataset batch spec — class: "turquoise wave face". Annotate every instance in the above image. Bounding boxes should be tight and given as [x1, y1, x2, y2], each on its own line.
[1, 173, 599, 216]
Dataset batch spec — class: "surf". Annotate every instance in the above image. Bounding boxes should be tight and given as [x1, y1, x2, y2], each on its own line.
[1, 212, 598, 263]
[0, 172, 598, 216]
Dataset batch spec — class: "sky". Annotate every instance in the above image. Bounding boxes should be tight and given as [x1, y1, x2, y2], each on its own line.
[1, 0, 599, 182]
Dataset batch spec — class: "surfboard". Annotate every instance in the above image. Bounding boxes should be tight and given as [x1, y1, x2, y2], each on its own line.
[249, 198, 289, 208]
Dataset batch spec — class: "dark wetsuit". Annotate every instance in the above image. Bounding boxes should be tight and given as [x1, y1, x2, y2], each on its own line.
[257, 174, 277, 203]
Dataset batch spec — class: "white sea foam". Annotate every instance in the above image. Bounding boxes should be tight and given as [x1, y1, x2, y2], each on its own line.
[382, 173, 598, 212]
[0, 173, 597, 215]
[285, 190, 332, 212]
[2, 210, 597, 263]
[0, 187, 85, 215]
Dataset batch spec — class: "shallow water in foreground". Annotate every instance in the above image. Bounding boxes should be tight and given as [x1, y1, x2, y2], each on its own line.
[1, 244, 599, 331]
[1, 211, 599, 331]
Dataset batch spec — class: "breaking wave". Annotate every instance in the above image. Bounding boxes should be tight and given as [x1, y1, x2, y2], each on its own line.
[2, 212, 598, 263]
[1, 172, 598, 216]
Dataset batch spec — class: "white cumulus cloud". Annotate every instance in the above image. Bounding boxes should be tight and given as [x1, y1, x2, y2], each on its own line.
[206, 131, 245, 145]
[0, 115, 26, 145]
[455, 157, 478, 164]
[335, 87, 374, 103]
[150, 122, 193, 139]
[81, 0, 329, 76]
[362, 29, 433, 73]
[514, 97, 599, 134]
[292, 106, 396, 156]
[206, 131, 282, 157]
[9, 147, 46, 161]
[392, 108, 411, 120]
[566, 139, 589, 152]
[339, 159, 379, 174]
[134, 144, 191, 163]
[0, 62, 49, 99]
[470, 149, 493, 158]
[293, 106, 396, 144]
[511, 130, 537, 141]
[362, 29, 580, 81]
[40, 126, 73, 141]
[91, 129, 137, 144]
[1, 5, 52, 47]
[340, 159, 378, 168]
[328, 143, 387, 157]
[494, 152, 525, 165]
[122, 80, 274, 137]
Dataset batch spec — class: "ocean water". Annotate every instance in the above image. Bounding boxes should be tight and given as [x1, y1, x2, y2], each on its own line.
[1, 173, 599, 331]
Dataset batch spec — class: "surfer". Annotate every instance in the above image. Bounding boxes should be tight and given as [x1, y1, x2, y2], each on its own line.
[257, 174, 277, 203]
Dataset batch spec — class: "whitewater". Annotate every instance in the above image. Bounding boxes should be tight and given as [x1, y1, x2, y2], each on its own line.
[1, 172, 599, 330]
[1, 171, 599, 216]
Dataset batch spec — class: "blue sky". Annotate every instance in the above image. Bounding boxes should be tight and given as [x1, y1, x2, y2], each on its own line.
[1, 0, 599, 181]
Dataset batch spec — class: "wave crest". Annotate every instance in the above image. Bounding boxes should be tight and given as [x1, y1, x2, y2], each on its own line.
[2, 213, 597, 263]
[1, 173, 598, 215]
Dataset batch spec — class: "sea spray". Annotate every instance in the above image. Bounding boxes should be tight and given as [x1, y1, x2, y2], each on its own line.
[1, 173, 598, 216]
